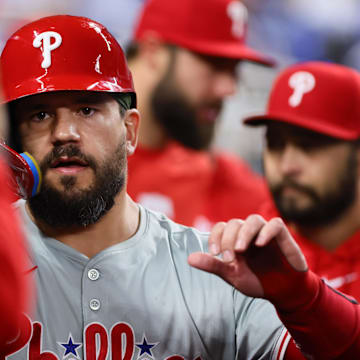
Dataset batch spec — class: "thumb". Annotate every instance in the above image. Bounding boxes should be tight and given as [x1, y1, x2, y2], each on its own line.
[188, 252, 229, 278]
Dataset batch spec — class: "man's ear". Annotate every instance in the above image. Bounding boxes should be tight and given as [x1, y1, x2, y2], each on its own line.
[136, 34, 173, 77]
[124, 109, 140, 156]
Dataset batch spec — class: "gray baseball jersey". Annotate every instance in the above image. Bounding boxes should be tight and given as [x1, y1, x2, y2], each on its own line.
[8, 200, 290, 360]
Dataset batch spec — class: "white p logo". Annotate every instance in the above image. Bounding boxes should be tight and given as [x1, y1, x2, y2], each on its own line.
[288, 71, 316, 107]
[33, 31, 62, 69]
[227, 0, 248, 38]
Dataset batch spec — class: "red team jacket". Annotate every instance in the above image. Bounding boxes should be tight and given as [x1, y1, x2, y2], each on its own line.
[260, 200, 360, 300]
[127, 142, 270, 230]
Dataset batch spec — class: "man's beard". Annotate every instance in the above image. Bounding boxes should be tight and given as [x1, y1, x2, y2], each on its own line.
[268, 150, 358, 227]
[151, 65, 219, 150]
[29, 141, 127, 228]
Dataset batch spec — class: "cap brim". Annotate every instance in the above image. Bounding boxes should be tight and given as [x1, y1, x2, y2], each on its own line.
[162, 36, 275, 67]
[194, 43, 276, 67]
[244, 114, 359, 140]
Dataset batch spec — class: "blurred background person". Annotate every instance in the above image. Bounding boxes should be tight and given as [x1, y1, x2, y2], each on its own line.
[126, 0, 274, 229]
[244, 61, 360, 299]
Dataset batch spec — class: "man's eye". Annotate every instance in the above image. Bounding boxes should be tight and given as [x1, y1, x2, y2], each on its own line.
[31, 112, 49, 122]
[266, 135, 285, 151]
[80, 107, 95, 116]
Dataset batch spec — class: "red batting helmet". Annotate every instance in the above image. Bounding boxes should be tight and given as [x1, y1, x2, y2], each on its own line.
[244, 61, 360, 140]
[133, 0, 274, 66]
[0, 15, 136, 107]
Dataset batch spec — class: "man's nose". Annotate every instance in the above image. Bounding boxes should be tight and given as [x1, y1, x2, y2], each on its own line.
[51, 109, 80, 145]
[279, 144, 305, 177]
[213, 71, 237, 98]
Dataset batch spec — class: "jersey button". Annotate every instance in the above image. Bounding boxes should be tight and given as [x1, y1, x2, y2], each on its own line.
[88, 269, 100, 281]
[89, 298, 101, 311]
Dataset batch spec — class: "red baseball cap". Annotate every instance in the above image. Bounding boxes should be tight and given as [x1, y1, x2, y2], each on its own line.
[133, 0, 274, 66]
[244, 61, 360, 140]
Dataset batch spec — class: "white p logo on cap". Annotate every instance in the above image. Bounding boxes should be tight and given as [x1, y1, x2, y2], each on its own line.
[227, 0, 248, 38]
[33, 31, 62, 69]
[288, 71, 316, 107]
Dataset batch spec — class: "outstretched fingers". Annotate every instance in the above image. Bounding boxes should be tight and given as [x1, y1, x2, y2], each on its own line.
[253, 217, 308, 271]
[235, 215, 266, 252]
[208, 219, 243, 263]
[189, 215, 308, 298]
[189, 219, 243, 277]
[206, 215, 275, 262]
[192, 215, 307, 273]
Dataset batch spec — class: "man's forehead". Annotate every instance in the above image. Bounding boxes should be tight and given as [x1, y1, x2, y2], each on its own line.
[265, 121, 341, 143]
[267, 121, 315, 135]
[184, 48, 240, 70]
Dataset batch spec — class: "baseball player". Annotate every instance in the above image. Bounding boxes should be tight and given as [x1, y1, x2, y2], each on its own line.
[126, 0, 272, 229]
[2, 15, 360, 360]
[0, 79, 31, 356]
[244, 61, 360, 300]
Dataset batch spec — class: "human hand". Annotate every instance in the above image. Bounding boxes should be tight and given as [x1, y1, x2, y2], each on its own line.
[188, 215, 308, 301]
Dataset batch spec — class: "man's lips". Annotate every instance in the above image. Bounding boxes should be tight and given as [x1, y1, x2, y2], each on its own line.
[198, 107, 220, 123]
[51, 156, 88, 168]
[50, 156, 89, 174]
[280, 186, 312, 198]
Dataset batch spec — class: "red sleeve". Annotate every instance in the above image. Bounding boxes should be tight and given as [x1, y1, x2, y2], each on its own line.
[279, 274, 360, 359]
[0, 159, 31, 354]
[283, 339, 307, 360]
[245, 238, 360, 359]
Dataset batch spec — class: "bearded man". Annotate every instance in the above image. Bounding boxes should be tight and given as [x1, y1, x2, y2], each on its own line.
[245, 61, 360, 299]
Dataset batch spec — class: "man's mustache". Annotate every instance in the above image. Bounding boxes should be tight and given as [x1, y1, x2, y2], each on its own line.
[40, 145, 97, 173]
[271, 178, 319, 201]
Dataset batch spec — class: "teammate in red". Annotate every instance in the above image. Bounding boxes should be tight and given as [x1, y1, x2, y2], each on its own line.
[126, 0, 272, 229]
[0, 81, 31, 357]
[245, 61, 360, 299]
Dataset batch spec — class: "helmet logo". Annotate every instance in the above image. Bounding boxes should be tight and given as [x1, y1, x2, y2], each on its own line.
[33, 31, 62, 69]
[227, 1, 248, 38]
[288, 71, 316, 107]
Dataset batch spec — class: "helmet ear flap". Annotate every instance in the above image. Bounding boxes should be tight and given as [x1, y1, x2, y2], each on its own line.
[130, 93, 137, 109]
[6, 102, 22, 154]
